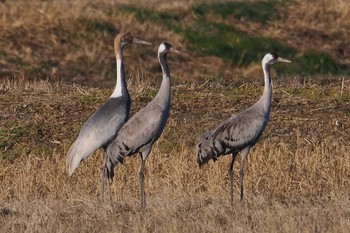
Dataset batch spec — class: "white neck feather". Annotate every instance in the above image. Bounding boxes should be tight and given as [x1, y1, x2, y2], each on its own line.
[111, 56, 123, 98]
[258, 62, 272, 111]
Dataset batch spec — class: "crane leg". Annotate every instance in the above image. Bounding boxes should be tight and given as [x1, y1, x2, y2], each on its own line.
[100, 166, 105, 203]
[228, 152, 238, 206]
[139, 155, 146, 209]
[239, 149, 250, 202]
[100, 154, 113, 207]
[107, 173, 112, 207]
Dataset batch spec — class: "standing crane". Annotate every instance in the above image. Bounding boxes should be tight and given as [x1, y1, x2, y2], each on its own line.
[197, 53, 291, 205]
[105, 42, 178, 208]
[66, 32, 151, 202]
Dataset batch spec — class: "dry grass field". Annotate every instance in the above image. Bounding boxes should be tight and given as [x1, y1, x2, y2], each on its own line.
[1, 78, 350, 232]
[1, 0, 350, 232]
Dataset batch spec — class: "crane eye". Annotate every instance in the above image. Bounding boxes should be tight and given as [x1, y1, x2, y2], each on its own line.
[126, 35, 132, 41]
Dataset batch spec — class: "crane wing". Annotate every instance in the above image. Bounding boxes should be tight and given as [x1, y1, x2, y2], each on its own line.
[114, 103, 167, 157]
[66, 97, 129, 175]
[212, 108, 267, 153]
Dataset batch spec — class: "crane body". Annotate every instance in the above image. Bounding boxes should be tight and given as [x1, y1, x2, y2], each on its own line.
[105, 42, 178, 208]
[197, 53, 291, 204]
[66, 32, 151, 203]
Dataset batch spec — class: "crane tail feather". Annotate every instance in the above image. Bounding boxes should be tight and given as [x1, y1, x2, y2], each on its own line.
[196, 132, 220, 166]
[66, 139, 93, 176]
[105, 142, 125, 181]
[66, 141, 81, 176]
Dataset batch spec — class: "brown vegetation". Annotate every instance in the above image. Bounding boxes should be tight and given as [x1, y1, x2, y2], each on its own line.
[1, 77, 349, 232]
[0, 0, 349, 86]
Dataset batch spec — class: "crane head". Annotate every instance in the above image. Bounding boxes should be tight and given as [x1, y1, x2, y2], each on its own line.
[263, 52, 291, 65]
[114, 32, 151, 49]
[158, 42, 180, 55]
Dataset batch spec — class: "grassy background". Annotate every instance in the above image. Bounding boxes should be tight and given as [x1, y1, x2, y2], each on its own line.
[0, 0, 349, 86]
[1, 0, 350, 232]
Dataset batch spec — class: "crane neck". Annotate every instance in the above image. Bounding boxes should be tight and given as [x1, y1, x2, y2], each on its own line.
[258, 62, 272, 111]
[155, 52, 171, 105]
[111, 45, 129, 98]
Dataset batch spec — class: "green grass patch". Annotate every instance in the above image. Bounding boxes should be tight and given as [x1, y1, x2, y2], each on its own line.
[78, 18, 117, 35]
[159, 141, 181, 154]
[181, 21, 294, 68]
[0, 50, 6, 58]
[192, 1, 280, 22]
[113, 6, 181, 32]
[344, 107, 350, 117]
[137, 89, 158, 103]
[79, 92, 105, 105]
[0, 125, 27, 160]
[0, 125, 26, 142]
[298, 52, 339, 74]
[8, 57, 25, 66]
[176, 91, 203, 101]
[274, 52, 341, 75]
[285, 86, 336, 100]
[183, 20, 344, 75]
[112, 4, 344, 76]
[0, 122, 59, 160]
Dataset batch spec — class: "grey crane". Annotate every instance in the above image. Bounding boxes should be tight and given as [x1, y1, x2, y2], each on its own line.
[105, 42, 178, 208]
[66, 32, 151, 202]
[197, 52, 291, 205]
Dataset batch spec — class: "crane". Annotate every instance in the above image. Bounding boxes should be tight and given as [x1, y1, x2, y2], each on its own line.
[66, 32, 151, 202]
[196, 52, 291, 205]
[105, 42, 178, 208]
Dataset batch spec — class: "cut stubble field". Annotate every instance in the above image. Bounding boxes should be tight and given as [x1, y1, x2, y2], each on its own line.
[0, 78, 349, 232]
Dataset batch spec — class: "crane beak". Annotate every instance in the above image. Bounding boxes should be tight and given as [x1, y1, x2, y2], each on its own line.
[277, 57, 292, 63]
[133, 38, 152, 45]
[170, 47, 180, 54]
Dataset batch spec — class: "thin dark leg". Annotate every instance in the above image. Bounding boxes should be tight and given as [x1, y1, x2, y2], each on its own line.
[228, 152, 238, 206]
[100, 152, 108, 204]
[139, 156, 146, 209]
[100, 153, 112, 207]
[100, 166, 105, 204]
[239, 149, 249, 202]
[239, 166, 244, 202]
[107, 175, 112, 207]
